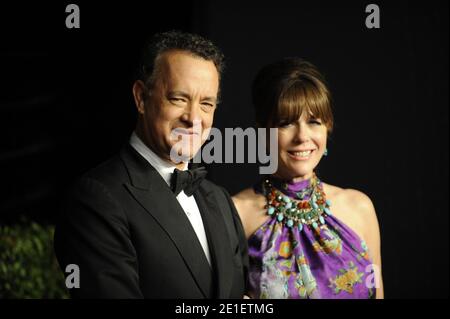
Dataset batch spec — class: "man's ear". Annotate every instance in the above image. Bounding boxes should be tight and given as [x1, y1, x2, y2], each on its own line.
[132, 80, 147, 115]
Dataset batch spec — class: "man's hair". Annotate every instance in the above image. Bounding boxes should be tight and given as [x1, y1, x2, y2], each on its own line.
[138, 30, 225, 88]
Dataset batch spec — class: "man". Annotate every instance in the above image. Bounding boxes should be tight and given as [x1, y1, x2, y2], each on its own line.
[54, 31, 248, 298]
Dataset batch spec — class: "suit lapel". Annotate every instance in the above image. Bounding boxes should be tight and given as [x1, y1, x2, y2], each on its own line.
[120, 145, 213, 298]
[195, 185, 235, 299]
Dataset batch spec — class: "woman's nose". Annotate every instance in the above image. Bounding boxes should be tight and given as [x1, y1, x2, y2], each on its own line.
[294, 124, 310, 143]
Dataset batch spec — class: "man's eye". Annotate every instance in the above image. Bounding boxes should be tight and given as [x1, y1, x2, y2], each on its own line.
[169, 98, 186, 103]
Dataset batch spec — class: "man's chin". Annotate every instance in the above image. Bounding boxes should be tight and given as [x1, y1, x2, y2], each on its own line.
[169, 146, 201, 164]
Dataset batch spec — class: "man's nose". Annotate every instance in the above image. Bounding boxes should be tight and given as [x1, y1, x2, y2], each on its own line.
[182, 103, 202, 125]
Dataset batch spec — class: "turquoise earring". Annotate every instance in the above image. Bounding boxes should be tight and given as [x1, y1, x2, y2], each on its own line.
[323, 148, 328, 157]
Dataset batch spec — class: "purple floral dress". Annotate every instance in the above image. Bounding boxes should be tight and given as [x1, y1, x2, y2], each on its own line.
[247, 177, 376, 299]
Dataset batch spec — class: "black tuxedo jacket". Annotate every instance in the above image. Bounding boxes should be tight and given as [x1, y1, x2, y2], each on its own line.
[54, 144, 248, 298]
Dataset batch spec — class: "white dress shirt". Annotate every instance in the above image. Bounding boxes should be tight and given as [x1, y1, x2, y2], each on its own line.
[129, 132, 211, 266]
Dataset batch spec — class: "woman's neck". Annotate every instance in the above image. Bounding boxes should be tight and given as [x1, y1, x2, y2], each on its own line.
[269, 173, 316, 200]
[273, 172, 314, 184]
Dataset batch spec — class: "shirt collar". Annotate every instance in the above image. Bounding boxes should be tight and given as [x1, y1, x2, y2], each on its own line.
[129, 131, 187, 186]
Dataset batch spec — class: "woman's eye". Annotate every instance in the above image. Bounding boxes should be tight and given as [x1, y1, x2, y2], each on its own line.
[278, 122, 293, 128]
[309, 119, 322, 125]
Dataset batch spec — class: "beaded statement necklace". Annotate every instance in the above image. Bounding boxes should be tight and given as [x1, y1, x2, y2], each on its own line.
[262, 174, 333, 232]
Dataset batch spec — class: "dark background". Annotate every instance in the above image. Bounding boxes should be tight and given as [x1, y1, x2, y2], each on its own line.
[0, 1, 448, 298]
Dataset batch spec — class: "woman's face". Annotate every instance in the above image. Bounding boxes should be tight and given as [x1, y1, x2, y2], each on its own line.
[274, 111, 328, 181]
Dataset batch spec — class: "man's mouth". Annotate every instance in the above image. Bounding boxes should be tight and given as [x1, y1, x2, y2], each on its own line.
[172, 128, 199, 135]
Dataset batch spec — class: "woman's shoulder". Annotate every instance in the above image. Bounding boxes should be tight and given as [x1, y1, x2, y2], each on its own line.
[324, 182, 383, 297]
[232, 187, 266, 212]
[323, 183, 375, 215]
[232, 187, 268, 238]
[322, 182, 378, 241]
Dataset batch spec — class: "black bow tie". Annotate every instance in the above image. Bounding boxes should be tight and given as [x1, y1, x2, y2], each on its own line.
[170, 167, 207, 196]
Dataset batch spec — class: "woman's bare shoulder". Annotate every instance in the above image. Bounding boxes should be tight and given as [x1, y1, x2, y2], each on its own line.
[342, 188, 376, 217]
[323, 182, 383, 297]
[323, 183, 375, 215]
[322, 183, 345, 198]
[233, 187, 260, 201]
[232, 187, 266, 212]
[232, 187, 268, 238]
[322, 183, 378, 241]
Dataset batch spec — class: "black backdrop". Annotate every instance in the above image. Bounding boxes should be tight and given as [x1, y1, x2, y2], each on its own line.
[0, 1, 448, 298]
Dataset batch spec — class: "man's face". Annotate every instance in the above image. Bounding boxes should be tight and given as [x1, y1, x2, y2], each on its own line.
[137, 50, 219, 165]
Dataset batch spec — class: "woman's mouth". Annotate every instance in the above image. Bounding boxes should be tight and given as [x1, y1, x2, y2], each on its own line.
[287, 150, 314, 160]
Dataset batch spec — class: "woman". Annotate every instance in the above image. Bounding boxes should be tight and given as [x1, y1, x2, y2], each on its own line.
[233, 58, 383, 299]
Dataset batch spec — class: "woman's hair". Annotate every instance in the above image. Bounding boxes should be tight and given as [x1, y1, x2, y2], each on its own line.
[252, 58, 333, 133]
